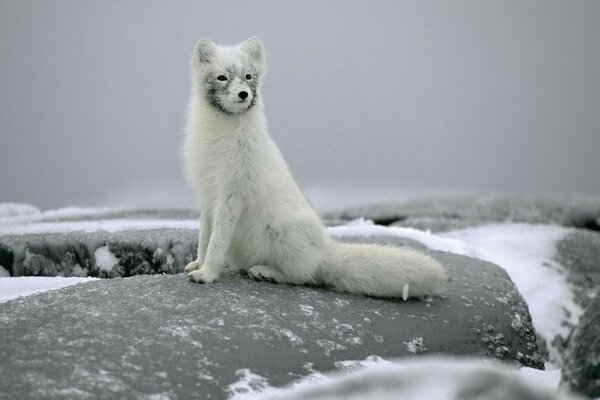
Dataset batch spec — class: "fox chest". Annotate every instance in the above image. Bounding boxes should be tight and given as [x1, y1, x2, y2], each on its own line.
[194, 136, 259, 201]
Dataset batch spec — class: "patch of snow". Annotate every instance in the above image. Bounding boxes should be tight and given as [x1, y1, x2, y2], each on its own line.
[94, 246, 119, 272]
[0, 277, 98, 303]
[229, 356, 566, 400]
[516, 367, 562, 391]
[227, 369, 272, 399]
[0, 206, 109, 225]
[327, 224, 474, 254]
[440, 224, 582, 366]
[344, 217, 375, 226]
[0, 218, 198, 235]
[0, 266, 10, 277]
[334, 355, 395, 372]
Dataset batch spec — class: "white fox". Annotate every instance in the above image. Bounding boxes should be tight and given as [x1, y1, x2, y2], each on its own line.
[183, 37, 446, 298]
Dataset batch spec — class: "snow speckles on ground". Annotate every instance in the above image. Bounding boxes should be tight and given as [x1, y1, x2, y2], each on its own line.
[0, 277, 98, 303]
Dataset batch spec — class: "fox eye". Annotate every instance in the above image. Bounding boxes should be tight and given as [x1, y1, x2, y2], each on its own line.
[217, 75, 228, 81]
[245, 74, 252, 80]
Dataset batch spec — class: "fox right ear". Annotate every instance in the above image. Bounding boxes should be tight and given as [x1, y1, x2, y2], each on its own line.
[193, 38, 216, 64]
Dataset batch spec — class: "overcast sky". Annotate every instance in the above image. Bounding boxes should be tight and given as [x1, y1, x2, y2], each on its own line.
[1, 0, 599, 211]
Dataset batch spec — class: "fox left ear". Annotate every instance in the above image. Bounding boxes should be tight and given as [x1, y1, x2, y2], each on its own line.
[241, 37, 265, 74]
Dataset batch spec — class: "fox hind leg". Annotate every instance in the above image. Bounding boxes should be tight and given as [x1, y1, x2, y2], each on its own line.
[248, 264, 287, 283]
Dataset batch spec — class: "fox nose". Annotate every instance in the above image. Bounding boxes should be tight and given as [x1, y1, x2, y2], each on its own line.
[238, 91, 248, 100]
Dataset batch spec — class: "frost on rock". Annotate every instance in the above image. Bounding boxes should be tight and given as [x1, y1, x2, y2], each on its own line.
[0, 248, 543, 400]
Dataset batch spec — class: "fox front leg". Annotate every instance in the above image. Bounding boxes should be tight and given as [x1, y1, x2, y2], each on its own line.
[184, 211, 211, 273]
[187, 195, 242, 283]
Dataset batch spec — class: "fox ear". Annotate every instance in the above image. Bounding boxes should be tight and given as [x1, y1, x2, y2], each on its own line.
[193, 38, 216, 64]
[241, 37, 265, 72]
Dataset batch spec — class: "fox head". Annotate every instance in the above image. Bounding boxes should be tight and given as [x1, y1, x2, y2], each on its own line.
[191, 37, 266, 115]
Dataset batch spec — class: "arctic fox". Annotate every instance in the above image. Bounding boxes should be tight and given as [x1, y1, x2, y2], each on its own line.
[183, 37, 446, 298]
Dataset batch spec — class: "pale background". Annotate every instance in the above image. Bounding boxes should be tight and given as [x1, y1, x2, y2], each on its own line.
[2, 0, 599, 212]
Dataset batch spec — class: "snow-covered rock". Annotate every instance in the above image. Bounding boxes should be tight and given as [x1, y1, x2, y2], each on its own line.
[325, 195, 600, 232]
[0, 228, 197, 277]
[0, 252, 542, 400]
[561, 293, 600, 398]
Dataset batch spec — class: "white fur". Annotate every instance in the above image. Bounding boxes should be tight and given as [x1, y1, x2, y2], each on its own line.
[182, 38, 446, 298]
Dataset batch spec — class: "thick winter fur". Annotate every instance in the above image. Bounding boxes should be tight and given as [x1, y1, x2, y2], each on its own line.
[183, 37, 446, 298]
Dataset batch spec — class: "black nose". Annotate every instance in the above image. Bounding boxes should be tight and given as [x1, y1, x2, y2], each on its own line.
[238, 91, 248, 100]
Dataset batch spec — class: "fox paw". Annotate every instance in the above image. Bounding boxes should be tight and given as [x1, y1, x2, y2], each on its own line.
[187, 268, 218, 284]
[184, 260, 202, 273]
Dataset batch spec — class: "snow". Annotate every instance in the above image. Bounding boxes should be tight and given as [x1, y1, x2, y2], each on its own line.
[227, 356, 565, 400]
[0, 277, 98, 304]
[327, 222, 474, 255]
[0, 218, 198, 235]
[94, 246, 119, 272]
[0, 206, 109, 225]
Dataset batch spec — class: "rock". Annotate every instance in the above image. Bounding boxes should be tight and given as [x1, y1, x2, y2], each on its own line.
[0, 208, 202, 277]
[256, 357, 581, 400]
[561, 293, 600, 398]
[554, 230, 600, 309]
[0, 247, 543, 400]
[325, 195, 600, 232]
[0, 229, 197, 278]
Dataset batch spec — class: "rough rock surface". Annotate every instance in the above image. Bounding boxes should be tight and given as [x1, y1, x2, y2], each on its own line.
[554, 230, 600, 309]
[325, 195, 600, 232]
[0, 229, 197, 278]
[561, 293, 600, 398]
[0, 249, 542, 400]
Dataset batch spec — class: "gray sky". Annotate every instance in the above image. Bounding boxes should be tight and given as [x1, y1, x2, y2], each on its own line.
[1, 0, 599, 211]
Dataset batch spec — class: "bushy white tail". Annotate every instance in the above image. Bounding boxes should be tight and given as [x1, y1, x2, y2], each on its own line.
[318, 241, 447, 298]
